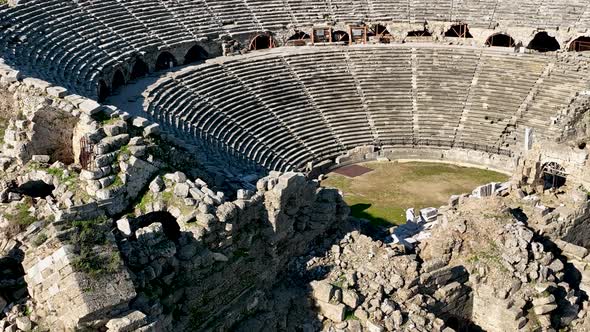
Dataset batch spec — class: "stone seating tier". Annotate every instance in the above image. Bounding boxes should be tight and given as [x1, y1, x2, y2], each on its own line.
[144, 46, 587, 171]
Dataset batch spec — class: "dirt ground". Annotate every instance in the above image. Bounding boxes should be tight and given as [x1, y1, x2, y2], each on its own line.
[321, 161, 509, 225]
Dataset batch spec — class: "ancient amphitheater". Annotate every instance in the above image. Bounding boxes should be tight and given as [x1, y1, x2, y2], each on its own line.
[0, 0, 589, 331]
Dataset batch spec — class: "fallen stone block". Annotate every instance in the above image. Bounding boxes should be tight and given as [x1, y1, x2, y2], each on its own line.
[47, 86, 68, 98]
[79, 99, 102, 115]
[105, 311, 148, 332]
[310, 280, 334, 303]
[534, 303, 558, 315]
[31, 155, 50, 163]
[316, 300, 345, 323]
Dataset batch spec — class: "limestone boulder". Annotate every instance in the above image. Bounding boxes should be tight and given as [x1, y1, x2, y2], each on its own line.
[316, 300, 345, 323]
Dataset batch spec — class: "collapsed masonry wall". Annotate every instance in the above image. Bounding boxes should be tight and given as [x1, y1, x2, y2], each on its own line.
[17, 171, 348, 331]
[118, 172, 349, 331]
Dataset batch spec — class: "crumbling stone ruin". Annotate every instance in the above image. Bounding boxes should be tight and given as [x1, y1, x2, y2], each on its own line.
[0, 1, 589, 332]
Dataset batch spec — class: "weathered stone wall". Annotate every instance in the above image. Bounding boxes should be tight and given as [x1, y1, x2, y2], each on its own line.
[22, 222, 137, 331]
[116, 172, 350, 331]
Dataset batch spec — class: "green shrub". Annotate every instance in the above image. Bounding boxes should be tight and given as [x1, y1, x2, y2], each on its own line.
[32, 232, 48, 247]
[69, 217, 121, 277]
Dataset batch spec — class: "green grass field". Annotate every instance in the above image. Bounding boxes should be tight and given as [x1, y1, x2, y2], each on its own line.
[322, 161, 509, 226]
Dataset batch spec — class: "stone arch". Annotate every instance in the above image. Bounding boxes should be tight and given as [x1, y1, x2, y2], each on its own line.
[527, 32, 560, 52]
[135, 211, 181, 241]
[333, 30, 350, 43]
[485, 33, 516, 47]
[541, 162, 566, 190]
[568, 36, 590, 52]
[184, 44, 209, 65]
[97, 79, 109, 103]
[130, 59, 149, 80]
[444, 24, 472, 38]
[111, 70, 125, 93]
[249, 33, 275, 51]
[155, 51, 178, 71]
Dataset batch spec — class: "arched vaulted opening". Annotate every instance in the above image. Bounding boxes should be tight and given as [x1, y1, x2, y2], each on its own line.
[288, 31, 310, 40]
[485, 33, 516, 47]
[287, 31, 311, 46]
[249, 34, 275, 51]
[569, 36, 590, 52]
[369, 24, 392, 43]
[130, 59, 149, 80]
[155, 52, 178, 71]
[184, 44, 209, 64]
[444, 24, 473, 38]
[528, 32, 560, 52]
[111, 70, 125, 93]
[542, 162, 567, 190]
[407, 29, 432, 37]
[333, 30, 350, 44]
[97, 80, 108, 103]
[13, 180, 55, 198]
[135, 211, 181, 241]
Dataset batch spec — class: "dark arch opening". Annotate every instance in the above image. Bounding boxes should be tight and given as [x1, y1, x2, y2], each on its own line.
[155, 52, 178, 71]
[444, 24, 473, 38]
[485, 33, 516, 47]
[528, 32, 560, 52]
[13, 180, 55, 198]
[135, 211, 181, 241]
[249, 34, 274, 51]
[288, 31, 310, 40]
[542, 162, 566, 190]
[333, 30, 350, 43]
[569, 36, 590, 52]
[97, 80, 109, 103]
[130, 59, 149, 80]
[369, 24, 392, 43]
[184, 44, 209, 64]
[111, 70, 125, 93]
[407, 29, 432, 37]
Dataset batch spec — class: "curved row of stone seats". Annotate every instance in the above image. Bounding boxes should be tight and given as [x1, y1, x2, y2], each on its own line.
[178, 64, 314, 170]
[120, 0, 195, 47]
[414, 48, 480, 146]
[576, 6, 590, 32]
[284, 50, 376, 149]
[145, 46, 586, 171]
[0, 0, 124, 96]
[285, 0, 333, 25]
[75, 0, 163, 52]
[408, 0, 453, 24]
[369, 0, 411, 22]
[245, 0, 293, 30]
[345, 47, 414, 146]
[2, 0, 588, 99]
[204, 0, 263, 36]
[451, 0, 498, 28]
[324, 0, 370, 23]
[457, 52, 549, 149]
[145, 75, 288, 171]
[519, 66, 588, 139]
[158, 0, 222, 39]
[222, 56, 346, 162]
[493, 0, 588, 28]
